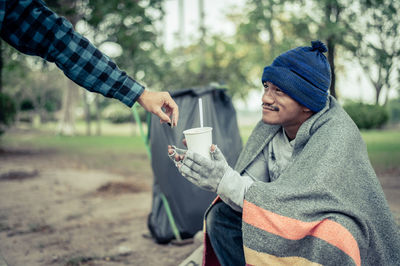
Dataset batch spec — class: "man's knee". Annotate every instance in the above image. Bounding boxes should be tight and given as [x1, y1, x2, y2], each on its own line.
[205, 202, 245, 265]
[206, 202, 222, 236]
[206, 202, 241, 236]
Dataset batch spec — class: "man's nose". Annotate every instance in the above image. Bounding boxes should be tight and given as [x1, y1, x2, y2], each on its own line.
[262, 90, 274, 103]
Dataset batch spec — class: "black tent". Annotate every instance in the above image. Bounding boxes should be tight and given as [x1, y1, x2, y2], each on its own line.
[147, 86, 243, 244]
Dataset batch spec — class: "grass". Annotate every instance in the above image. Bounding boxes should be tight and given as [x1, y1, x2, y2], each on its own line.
[2, 121, 148, 154]
[361, 130, 400, 173]
[1, 122, 399, 176]
[0, 122, 151, 178]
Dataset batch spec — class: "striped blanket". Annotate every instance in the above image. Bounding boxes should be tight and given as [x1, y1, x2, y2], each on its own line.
[203, 96, 400, 265]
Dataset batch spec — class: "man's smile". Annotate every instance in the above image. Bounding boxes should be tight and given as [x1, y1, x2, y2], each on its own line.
[262, 103, 279, 111]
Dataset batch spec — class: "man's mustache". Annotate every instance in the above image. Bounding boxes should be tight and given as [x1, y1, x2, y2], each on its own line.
[261, 103, 279, 111]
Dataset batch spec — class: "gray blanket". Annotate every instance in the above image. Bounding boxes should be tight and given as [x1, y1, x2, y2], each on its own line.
[203, 96, 400, 265]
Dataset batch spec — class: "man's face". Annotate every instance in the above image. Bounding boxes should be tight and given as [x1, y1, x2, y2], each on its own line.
[261, 82, 310, 129]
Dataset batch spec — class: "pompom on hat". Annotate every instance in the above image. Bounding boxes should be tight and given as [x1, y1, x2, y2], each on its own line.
[262, 40, 331, 112]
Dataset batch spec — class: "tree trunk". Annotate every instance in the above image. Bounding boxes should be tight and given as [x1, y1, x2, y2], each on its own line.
[57, 79, 78, 136]
[324, 1, 341, 100]
[83, 91, 91, 136]
[94, 94, 101, 136]
[57, 10, 80, 136]
[198, 0, 206, 43]
[198, 0, 206, 81]
[383, 86, 390, 106]
[375, 84, 382, 105]
[0, 40, 3, 93]
[327, 38, 336, 98]
[178, 0, 185, 47]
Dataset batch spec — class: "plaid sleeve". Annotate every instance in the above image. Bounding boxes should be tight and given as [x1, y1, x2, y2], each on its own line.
[1, 0, 144, 107]
[0, 1, 5, 31]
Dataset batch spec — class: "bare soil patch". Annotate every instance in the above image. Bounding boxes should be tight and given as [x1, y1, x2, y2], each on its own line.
[95, 181, 149, 196]
[0, 169, 39, 181]
[0, 147, 201, 266]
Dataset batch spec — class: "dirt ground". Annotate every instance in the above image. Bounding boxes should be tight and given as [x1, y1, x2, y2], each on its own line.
[0, 143, 399, 266]
[0, 147, 202, 266]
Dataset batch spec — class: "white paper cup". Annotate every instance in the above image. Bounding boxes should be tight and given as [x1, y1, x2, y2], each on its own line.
[183, 127, 213, 159]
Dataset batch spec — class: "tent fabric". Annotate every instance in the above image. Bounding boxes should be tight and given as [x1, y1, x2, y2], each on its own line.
[147, 86, 243, 243]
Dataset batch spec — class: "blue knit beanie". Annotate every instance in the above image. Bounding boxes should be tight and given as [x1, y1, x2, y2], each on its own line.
[261, 40, 331, 112]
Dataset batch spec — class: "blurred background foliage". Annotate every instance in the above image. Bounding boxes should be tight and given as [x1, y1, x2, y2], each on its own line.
[0, 0, 399, 135]
[343, 101, 388, 129]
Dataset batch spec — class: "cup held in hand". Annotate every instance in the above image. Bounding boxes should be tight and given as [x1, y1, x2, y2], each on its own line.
[183, 127, 213, 159]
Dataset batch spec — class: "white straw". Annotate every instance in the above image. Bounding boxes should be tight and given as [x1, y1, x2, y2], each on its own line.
[199, 98, 203, 128]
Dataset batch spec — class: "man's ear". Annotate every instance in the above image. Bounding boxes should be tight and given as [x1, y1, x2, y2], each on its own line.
[303, 107, 312, 113]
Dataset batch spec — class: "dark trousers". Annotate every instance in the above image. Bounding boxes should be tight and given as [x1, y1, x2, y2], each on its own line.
[205, 201, 245, 266]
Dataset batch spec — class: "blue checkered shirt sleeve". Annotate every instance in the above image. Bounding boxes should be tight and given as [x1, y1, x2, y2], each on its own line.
[0, 0, 144, 107]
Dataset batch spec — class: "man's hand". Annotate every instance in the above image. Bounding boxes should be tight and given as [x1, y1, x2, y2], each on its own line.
[138, 90, 179, 126]
[167, 139, 187, 163]
[178, 145, 230, 192]
[168, 144, 254, 211]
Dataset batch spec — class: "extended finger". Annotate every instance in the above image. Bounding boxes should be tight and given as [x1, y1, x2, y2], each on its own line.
[174, 146, 187, 155]
[182, 156, 202, 173]
[185, 150, 213, 169]
[210, 144, 216, 152]
[167, 149, 178, 162]
[211, 145, 225, 161]
[166, 97, 179, 127]
[179, 164, 202, 181]
[164, 106, 174, 125]
[154, 107, 171, 124]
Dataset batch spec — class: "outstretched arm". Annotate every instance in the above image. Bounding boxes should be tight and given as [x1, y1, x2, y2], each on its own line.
[1, 0, 178, 125]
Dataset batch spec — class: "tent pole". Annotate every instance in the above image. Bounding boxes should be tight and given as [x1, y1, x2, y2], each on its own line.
[132, 104, 151, 159]
[132, 104, 183, 242]
[160, 193, 182, 242]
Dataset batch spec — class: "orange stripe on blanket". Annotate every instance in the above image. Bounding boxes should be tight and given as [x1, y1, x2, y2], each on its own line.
[243, 200, 361, 266]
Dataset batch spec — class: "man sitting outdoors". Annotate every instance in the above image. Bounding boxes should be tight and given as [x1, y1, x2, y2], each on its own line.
[169, 41, 400, 265]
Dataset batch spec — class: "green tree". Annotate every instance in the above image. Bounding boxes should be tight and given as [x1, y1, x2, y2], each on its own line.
[0, 92, 16, 135]
[141, 31, 263, 102]
[45, 0, 165, 135]
[344, 101, 388, 129]
[81, 0, 164, 85]
[236, 0, 374, 100]
[287, 0, 361, 99]
[1, 42, 33, 128]
[215, 0, 314, 97]
[351, 0, 400, 105]
[387, 97, 400, 124]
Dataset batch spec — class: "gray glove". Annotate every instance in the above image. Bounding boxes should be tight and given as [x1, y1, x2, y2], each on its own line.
[179, 145, 228, 192]
[173, 145, 254, 211]
[168, 145, 187, 167]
